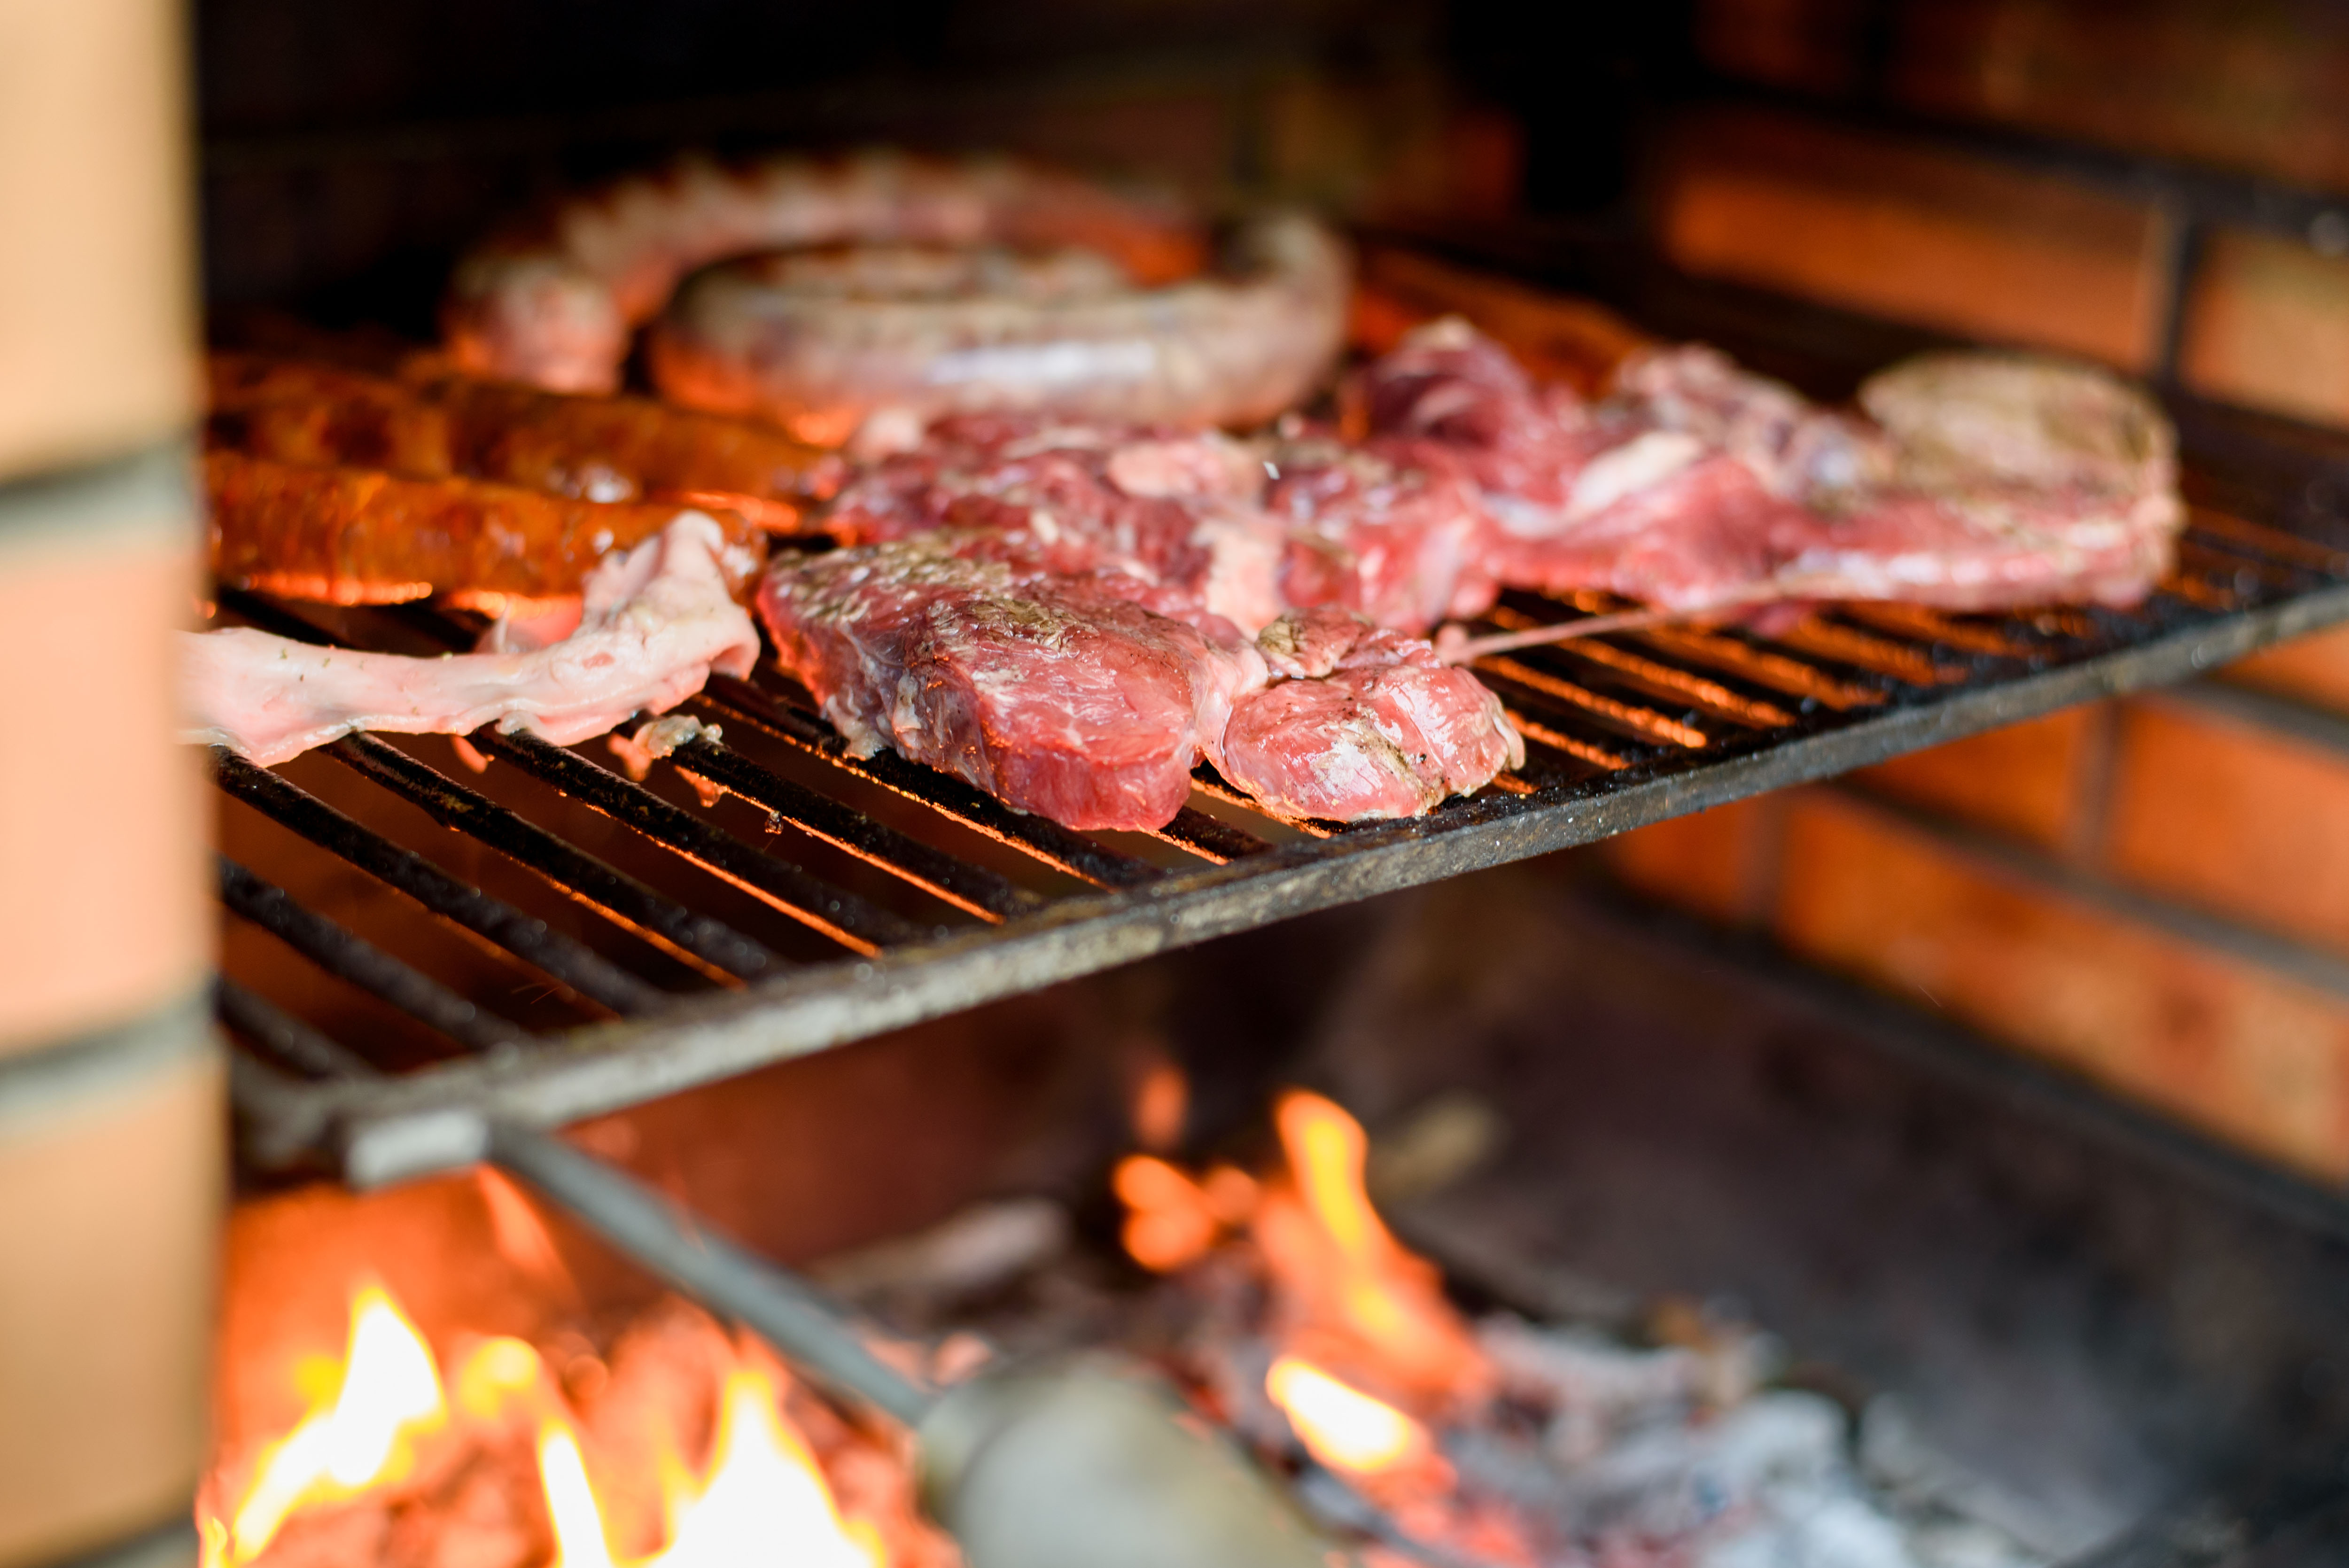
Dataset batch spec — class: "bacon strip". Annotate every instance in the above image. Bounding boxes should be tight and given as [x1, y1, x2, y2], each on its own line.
[206, 450, 765, 605]
[185, 513, 760, 767]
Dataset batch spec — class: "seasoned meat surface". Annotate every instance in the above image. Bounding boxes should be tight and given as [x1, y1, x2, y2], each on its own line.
[757, 539, 1519, 829]
[206, 451, 767, 607]
[1222, 609, 1523, 822]
[759, 534, 1267, 831]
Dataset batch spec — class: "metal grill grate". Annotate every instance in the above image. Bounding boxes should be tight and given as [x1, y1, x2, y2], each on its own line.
[208, 287, 2349, 1188]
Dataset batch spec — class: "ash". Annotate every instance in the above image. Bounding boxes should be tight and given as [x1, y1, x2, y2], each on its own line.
[822, 1195, 2054, 1568]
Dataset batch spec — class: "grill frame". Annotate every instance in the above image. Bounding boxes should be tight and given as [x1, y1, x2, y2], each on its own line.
[209, 246, 2349, 1185]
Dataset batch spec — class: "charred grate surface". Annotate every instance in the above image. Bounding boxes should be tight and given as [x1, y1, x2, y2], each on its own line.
[202, 326, 2349, 1183]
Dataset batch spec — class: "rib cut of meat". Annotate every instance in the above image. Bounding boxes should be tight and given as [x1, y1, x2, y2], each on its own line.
[1223, 608, 1523, 822]
[184, 512, 759, 766]
[760, 533, 1267, 831]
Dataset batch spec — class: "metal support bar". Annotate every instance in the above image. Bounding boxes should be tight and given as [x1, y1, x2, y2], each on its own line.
[326, 733, 781, 984]
[486, 1121, 935, 1428]
[216, 856, 528, 1055]
[214, 750, 668, 1016]
[478, 728, 926, 954]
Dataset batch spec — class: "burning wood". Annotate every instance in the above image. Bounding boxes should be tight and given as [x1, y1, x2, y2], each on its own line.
[199, 1290, 943, 1568]
[204, 1089, 2048, 1568]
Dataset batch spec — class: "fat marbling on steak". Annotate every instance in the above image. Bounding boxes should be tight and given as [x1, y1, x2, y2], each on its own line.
[825, 413, 1506, 637]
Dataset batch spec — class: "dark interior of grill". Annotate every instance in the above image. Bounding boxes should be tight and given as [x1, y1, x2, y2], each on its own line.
[168, 5, 2349, 1567]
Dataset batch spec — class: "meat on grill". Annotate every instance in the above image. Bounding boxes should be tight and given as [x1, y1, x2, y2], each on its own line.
[185, 513, 759, 766]
[443, 151, 1349, 438]
[207, 450, 767, 608]
[1260, 435, 1501, 631]
[759, 534, 1268, 830]
[210, 353, 841, 530]
[757, 536, 1520, 829]
[823, 417, 1287, 634]
[1227, 608, 1523, 821]
[1360, 319, 2181, 614]
[824, 415, 1497, 637]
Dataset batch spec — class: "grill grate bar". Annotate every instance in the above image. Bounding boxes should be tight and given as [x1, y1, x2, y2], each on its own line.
[217, 976, 373, 1081]
[665, 733, 1042, 921]
[325, 733, 782, 984]
[1144, 806, 1277, 863]
[214, 750, 669, 1016]
[217, 856, 527, 1053]
[693, 675, 1167, 888]
[473, 728, 927, 953]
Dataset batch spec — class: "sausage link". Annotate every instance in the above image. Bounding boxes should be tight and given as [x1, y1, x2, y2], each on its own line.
[208, 353, 838, 528]
[205, 450, 765, 605]
[439, 151, 1346, 433]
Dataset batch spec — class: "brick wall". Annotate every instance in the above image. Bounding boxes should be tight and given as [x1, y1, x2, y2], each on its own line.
[1556, 3, 2349, 1183]
[1668, 0, 2349, 426]
[1610, 670, 2349, 1180]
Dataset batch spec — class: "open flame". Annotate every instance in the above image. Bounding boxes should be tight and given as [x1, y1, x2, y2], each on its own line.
[206, 1282, 894, 1568]
[1265, 1356, 1428, 1475]
[1255, 1091, 1488, 1401]
[222, 1283, 447, 1563]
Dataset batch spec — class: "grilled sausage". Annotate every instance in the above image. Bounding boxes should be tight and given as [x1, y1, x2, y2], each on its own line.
[205, 450, 765, 605]
[649, 210, 1352, 441]
[441, 151, 1348, 435]
[208, 353, 839, 530]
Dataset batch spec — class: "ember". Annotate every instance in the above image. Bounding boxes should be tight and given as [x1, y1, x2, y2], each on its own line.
[205, 1090, 2049, 1568]
[201, 1287, 925, 1568]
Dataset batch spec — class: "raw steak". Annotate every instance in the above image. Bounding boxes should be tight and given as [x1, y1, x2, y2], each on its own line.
[1362, 320, 2182, 614]
[823, 417, 1288, 633]
[758, 539, 1522, 828]
[759, 533, 1267, 831]
[1223, 608, 1524, 821]
[1262, 435, 1501, 632]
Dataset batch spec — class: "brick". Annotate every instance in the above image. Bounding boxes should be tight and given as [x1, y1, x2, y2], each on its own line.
[1772, 791, 2349, 1177]
[0, 465, 207, 1056]
[2103, 698, 2349, 955]
[1650, 107, 2163, 367]
[0, 1045, 222, 1568]
[2179, 228, 2349, 428]
[1891, 1, 2349, 198]
[2229, 625, 2349, 715]
[1603, 795, 1783, 926]
[1852, 706, 2099, 854]
[0, 0, 194, 477]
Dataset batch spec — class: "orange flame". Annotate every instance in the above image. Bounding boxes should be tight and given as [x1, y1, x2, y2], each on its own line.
[1266, 1355, 1429, 1474]
[1114, 1155, 1259, 1273]
[223, 1284, 448, 1562]
[1255, 1092, 1487, 1400]
[535, 1368, 886, 1568]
